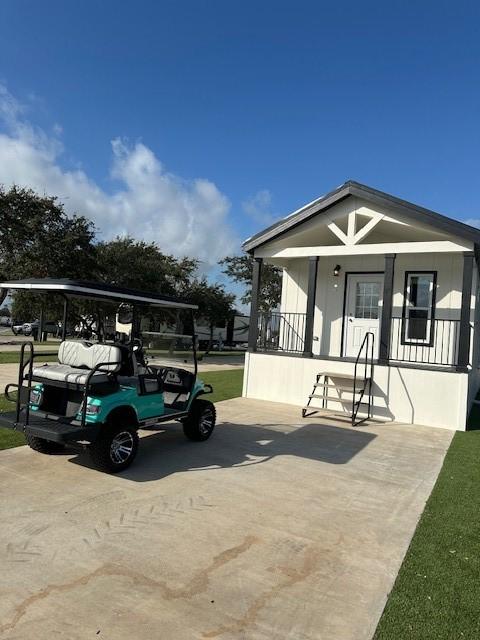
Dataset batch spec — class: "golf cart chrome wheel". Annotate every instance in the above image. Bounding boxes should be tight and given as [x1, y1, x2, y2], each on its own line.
[89, 424, 139, 474]
[199, 408, 215, 436]
[183, 399, 216, 441]
[109, 431, 135, 465]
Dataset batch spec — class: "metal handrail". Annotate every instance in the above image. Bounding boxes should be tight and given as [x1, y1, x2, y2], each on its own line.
[13, 343, 63, 424]
[352, 332, 374, 426]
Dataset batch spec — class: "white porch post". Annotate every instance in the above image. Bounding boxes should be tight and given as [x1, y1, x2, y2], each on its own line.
[303, 256, 319, 357]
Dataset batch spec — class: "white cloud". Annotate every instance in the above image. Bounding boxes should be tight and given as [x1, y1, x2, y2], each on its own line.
[0, 85, 238, 268]
[242, 189, 276, 225]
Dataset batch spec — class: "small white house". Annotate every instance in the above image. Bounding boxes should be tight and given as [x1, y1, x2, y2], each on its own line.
[242, 181, 480, 431]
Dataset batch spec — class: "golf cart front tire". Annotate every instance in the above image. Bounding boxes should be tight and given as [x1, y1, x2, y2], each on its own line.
[25, 434, 65, 454]
[89, 425, 139, 473]
[183, 399, 216, 441]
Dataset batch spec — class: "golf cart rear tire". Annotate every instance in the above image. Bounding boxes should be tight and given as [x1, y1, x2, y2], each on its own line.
[89, 425, 139, 473]
[25, 434, 65, 454]
[183, 399, 216, 441]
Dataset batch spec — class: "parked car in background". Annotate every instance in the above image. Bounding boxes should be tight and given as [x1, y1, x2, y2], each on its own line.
[11, 321, 25, 336]
[12, 320, 60, 338]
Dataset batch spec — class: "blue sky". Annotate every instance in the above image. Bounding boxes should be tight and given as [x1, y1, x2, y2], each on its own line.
[1, 0, 480, 278]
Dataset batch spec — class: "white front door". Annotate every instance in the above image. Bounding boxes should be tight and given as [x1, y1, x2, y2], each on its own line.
[343, 274, 384, 358]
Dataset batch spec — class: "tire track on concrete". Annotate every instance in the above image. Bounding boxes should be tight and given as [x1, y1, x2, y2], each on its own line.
[0, 534, 259, 634]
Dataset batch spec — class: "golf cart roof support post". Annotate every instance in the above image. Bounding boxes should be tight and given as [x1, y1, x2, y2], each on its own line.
[130, 304, 140, 353]
[191, 309, 198, 378]
[61, 296, 68, 341]
[38, 302, 44, 343]
[96, 304, 104, 343]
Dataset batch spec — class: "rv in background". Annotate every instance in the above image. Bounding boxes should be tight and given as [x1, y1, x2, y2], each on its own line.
[116, 305, 249, 351]
[192, 315, 249, 350]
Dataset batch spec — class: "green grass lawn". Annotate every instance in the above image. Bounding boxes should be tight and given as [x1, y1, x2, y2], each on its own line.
[0, 350, 243, 365]
[0, 394, 26, 449]
[199, 368, 244, 403]
[0, 352, 58, 364]
[0, 368, 244, 451]
[374, 425, 480, 639]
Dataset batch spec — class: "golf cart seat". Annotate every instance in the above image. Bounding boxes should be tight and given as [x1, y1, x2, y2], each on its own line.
[31, 340, 122, 386]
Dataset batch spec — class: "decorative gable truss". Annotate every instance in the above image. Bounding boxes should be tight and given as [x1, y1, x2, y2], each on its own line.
[326, 209, 404, 246]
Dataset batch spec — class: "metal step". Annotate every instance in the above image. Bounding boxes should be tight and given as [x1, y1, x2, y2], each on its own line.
[318, 372, 367, 381]
[313, 384, 364, 392]
[308, 389, 361, 402]
[303, 398, 370, 410]
[302, 404, 370, 414]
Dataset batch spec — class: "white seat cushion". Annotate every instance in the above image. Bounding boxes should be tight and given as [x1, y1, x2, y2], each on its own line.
[58, 341, 122, 372]
[31, 341, 122, 386]
[32, 364, 110, 385]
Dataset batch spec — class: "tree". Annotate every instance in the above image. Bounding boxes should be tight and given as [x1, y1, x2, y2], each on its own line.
[0, 306, 10, 317]
[219, 254, 281, 312]
[184, 279, 235, 353]
[95, 237, 199, 296]
[0, 185, 97, 308]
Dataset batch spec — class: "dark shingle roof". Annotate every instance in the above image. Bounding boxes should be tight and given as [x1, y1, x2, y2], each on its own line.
[242, 180, 480, 252]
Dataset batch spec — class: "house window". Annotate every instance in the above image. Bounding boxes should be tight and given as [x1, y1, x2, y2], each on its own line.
[355, 282, 380, 319]
[403, 272, 436, 345]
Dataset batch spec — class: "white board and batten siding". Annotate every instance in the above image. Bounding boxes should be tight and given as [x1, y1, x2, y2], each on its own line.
[280, 252, 469, 361]
[243, 351, 470, 431]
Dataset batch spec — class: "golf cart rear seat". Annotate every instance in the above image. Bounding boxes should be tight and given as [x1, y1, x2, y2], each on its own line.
[31, 341, 122, 386]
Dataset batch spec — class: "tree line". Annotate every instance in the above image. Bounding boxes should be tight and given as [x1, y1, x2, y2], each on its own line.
[0, 185, 281, 336]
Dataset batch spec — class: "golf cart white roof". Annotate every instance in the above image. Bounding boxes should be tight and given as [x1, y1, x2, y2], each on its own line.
[0, 278, 198, 310]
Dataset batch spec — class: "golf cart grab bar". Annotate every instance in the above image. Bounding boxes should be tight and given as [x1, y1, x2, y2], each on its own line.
[80, 358, 123, 427]
[13, 342, 80, 425]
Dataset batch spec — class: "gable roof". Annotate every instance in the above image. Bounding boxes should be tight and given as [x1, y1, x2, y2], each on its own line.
[242, 180, 480, 252]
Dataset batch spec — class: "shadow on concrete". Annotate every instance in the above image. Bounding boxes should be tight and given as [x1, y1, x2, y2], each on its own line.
[69, 419, 377, 482]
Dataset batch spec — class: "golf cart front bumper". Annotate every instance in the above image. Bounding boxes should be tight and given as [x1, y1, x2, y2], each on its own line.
[0, 410, 101, 444]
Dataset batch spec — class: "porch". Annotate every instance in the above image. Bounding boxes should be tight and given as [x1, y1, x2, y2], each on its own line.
[249, 251, 475, 372]
[242, 181, 480, 429]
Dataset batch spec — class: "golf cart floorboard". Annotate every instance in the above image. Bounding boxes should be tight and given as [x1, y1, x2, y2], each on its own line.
[0, 411, 99, 443]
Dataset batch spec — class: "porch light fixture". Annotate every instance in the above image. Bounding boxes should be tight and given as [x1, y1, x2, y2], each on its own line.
[333, 264, 341, 277]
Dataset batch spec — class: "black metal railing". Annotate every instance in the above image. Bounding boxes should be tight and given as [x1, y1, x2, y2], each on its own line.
[255, 311, 465, 367]
[257, 311, 306, 353]
[352, 331, 375, 426]
[389, 316, 461, 367]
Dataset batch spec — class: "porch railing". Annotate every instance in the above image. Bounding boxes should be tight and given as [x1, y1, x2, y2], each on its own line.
[389, 316, 461, 367]
[257, 311, 306, 353]
[256, 311, 464, 367]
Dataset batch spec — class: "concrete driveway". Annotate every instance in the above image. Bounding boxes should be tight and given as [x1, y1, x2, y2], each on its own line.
[0, 398, 452, 639]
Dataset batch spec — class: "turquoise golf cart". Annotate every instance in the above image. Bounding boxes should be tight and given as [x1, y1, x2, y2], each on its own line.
[0, 279, 216, 473]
